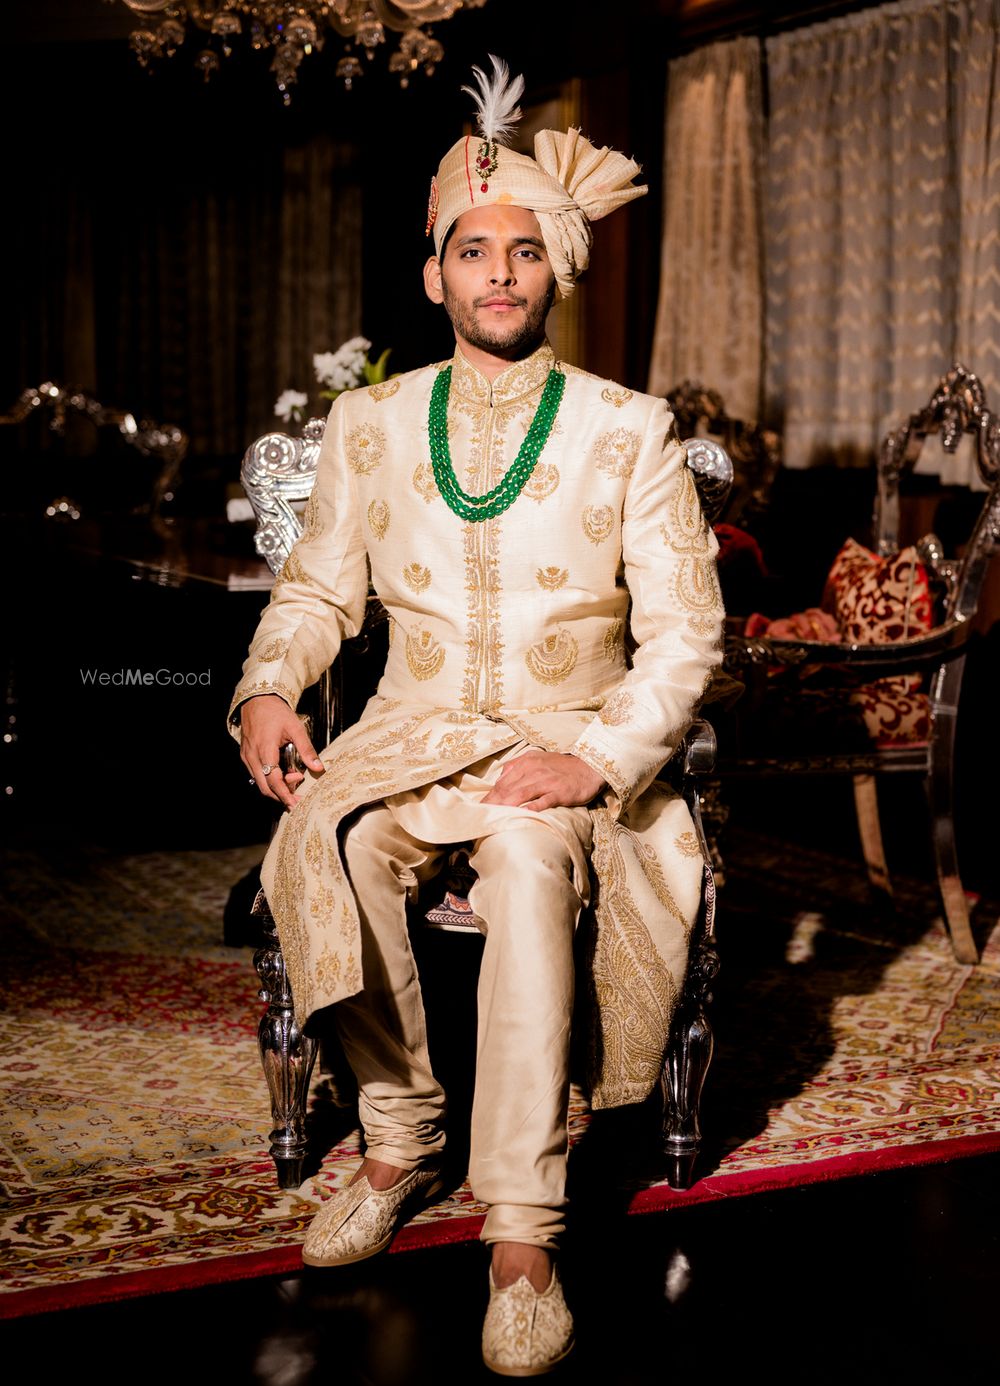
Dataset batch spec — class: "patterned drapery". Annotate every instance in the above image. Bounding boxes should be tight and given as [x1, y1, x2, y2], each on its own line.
[647, 36, 766, 425]
[765, 0, 1000, 478]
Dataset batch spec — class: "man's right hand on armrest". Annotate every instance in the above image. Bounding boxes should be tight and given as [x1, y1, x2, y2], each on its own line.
[240, 694, 325, 810]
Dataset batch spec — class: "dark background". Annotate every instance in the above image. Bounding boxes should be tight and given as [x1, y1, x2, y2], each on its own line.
[4, 0, 993, 896]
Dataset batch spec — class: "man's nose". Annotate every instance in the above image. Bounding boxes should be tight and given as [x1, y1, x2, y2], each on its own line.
[488, 258, 515, 285]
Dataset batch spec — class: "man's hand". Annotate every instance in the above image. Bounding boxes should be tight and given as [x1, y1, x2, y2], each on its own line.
[240, 694, 325, 809]
[481, 751, 607, 812]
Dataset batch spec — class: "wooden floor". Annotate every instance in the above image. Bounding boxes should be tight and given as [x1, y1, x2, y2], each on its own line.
[6, 1148, 999, 1383]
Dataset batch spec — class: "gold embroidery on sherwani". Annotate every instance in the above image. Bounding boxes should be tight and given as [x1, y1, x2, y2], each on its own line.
[689, 614, 717, 637]
[405, 627, 446, 680]
[436, 729, 478, 759]
[368, 379, 400, 402]
[401, 731, 431, 758]
[637, 842, 686, 928]
[603, 618, 624, 661]
[412, 462, 439, 503]
[593, 428, 643, 479]
[300, 491, 323, 541]
[660, 467, 723, 616]
[274, 549, 315, 588]
[601, 386, 634, 408]
[575, 742, 629, 805]
[525, 630, 579, 685]
[672, 558, 723, 615]
[453, 353, 550, 715]
[346, 422, 386, 474]
[368, 499, 390, 540]
[536, 566, 569, 590]
[582, 504, 615, 545]
[254, 636, 291, 664]
[599, 689, 634, 725]
[583, 807, 681, 1102]
[523, 462, 560, 501]
[231, 678, 297, 713]
[315, 944, 342, 991]
[403, 562, 432, 593]
[675, 831, 702, 858]
[661, 467, 710, 557]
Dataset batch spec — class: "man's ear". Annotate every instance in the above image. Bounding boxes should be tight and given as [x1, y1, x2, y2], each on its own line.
[423, 256, 445, 305]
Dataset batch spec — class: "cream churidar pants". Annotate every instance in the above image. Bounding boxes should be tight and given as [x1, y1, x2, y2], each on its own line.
[333, 744, 593, 1249]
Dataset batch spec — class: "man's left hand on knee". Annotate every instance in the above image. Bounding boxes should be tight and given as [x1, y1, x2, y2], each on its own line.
[481, 752, 607, 811]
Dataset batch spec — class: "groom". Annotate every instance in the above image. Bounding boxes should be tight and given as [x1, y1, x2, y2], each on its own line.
[233, 58, 722, 1375]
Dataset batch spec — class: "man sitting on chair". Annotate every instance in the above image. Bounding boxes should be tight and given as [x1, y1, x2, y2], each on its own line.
[231, 57, 723, 1377]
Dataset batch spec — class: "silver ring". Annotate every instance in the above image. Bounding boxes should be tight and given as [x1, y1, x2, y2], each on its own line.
[261, 763, 275, 776]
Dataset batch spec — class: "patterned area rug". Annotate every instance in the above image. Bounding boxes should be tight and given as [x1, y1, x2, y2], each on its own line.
[2, 830, 999, 1318]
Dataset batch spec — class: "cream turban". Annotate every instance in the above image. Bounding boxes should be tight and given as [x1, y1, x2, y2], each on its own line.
[428, 61, 647, 300]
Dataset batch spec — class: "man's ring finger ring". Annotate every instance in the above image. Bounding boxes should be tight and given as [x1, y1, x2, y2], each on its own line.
[261, 763, 274, 776]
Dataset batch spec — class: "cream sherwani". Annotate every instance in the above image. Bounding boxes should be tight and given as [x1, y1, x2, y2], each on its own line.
[230, 340, 723, 1152]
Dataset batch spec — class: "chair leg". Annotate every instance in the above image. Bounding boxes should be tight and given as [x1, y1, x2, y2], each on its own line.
[662, 865, 719, 1191]
[926, 671, 978, 964]
[252, 891, 319, 1189]
[852, 774, 894, 900]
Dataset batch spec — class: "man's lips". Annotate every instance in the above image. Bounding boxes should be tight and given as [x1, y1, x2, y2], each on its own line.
[479, 298, 523, 310]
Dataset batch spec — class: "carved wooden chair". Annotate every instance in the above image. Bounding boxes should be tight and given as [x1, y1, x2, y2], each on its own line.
[717, 363, 1000, 964]
[240, 414, 733, 1194]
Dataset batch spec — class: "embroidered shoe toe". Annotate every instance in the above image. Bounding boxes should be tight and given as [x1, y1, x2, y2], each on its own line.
[482, 1266, 575, 1377]
[302, 1165, 444, 1268]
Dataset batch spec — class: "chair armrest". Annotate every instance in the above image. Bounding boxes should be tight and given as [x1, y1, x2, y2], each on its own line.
[724, 617, 971, 678]
[681, 718, 717, 777]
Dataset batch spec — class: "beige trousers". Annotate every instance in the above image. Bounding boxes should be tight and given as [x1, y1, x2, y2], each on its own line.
[333, 748, 592, 1249]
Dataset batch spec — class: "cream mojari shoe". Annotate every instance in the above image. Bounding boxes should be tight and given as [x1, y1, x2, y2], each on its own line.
[301, 1165, 444, 1268]
[482, 1265, 575, 1376]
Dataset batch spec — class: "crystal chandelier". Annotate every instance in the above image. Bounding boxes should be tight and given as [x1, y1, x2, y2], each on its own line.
[111, 2, 488, 102]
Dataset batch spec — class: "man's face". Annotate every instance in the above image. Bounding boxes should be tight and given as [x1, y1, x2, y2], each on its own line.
[424, 205, 557, 359]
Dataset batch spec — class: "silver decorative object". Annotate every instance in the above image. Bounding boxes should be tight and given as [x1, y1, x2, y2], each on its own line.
[0, 382, 187, 529]
[241, 415, 326, 575]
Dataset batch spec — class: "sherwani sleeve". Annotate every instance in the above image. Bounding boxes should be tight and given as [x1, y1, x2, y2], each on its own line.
[227, 394, 369, 740]
[570, 396, 724, 812]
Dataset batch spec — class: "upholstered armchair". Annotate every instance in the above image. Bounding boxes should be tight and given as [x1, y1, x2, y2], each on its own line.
[717, 363, 1000, 965]
[240, 414, 733, 1193]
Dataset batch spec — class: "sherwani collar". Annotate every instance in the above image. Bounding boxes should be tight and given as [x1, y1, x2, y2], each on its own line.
[450, 340, 556, 408]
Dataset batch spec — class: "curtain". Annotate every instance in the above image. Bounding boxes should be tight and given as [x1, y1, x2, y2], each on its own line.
[7, 126, 362, 462]
[647, 36, 766, 424]
[765, 0, 1000, 479]
[104, 136, 362, 458]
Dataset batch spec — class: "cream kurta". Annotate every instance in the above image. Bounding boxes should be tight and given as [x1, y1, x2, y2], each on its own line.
[230, 341, 724, 1108]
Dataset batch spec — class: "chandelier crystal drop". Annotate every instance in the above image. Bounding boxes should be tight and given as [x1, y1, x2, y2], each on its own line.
[111, 1, 488, 102]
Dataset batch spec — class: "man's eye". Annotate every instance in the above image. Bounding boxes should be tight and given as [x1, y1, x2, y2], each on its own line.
[461, 248, 484, 258]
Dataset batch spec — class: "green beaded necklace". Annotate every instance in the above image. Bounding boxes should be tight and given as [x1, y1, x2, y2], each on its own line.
[428, 365, 566, 522]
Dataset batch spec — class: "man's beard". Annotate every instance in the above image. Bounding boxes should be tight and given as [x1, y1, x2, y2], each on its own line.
[441, 275, 557, 357]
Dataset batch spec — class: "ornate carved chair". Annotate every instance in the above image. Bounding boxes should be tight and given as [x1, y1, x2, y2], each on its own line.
[240, 415, 733, 1194]
[718, 364, 1000, 965]
[0, 382, 187, 530]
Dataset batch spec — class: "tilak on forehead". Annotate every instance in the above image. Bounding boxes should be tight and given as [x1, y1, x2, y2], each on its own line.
[426, 55, 648, 300]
